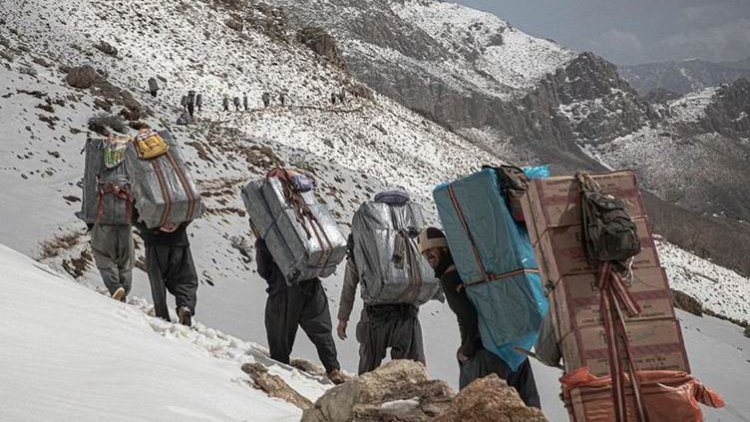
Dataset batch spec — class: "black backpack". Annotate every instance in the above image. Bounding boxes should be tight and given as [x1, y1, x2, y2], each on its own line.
[482, 164, 529, 222]
[577, 171, 641, 266]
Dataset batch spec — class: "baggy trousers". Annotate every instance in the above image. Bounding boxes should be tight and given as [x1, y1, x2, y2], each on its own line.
[145, 244, 198, 321]
[91, 224, 134, 297]
[356, 304, 425, 375]
[265, 279, 340, 374]
[459, 349, 541, 409]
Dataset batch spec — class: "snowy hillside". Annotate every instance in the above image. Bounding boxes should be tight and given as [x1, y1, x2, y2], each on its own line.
[0, 0, 497, 411]
[390, 0, 576, 93]
[0, 243, 329, 422]
[2, 241, 749, 422]
[273, 0, 575, 100]
[667, 87, 719, 123]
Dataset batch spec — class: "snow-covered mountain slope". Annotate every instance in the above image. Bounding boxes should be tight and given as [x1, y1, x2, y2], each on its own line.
[658, 241, 750, 324]
[0, 0, 494, 412]
[3, 241, 749, 422]
[583, 79, 750, 234]
[388, 0, 576, 94]
[274, 0, 574, 101]
[0, 243, 330, 422]
[269, 0, 750, 283]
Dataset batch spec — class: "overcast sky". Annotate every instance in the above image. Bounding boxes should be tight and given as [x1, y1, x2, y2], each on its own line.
[456, 0, 750, 65]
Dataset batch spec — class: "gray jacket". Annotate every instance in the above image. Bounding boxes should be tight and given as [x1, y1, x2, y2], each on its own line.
[338, 257, 359, 322]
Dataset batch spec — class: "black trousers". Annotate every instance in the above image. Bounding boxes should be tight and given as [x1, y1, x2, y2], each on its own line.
[356, 304, 425, 375]
[459, 349, 541, 409]
[145, 245, 198, 321]
[265, 279, 340, 374]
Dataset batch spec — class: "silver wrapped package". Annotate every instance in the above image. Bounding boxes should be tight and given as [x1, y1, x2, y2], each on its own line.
[351, 201, 441, 306]
[241, 177, 347, 284]
[76, 138, 133, 225]
[128, 131, 203, 229]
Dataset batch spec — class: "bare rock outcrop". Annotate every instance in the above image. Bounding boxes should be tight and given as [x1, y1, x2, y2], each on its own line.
[301, 360, 454, 422]
[65, 65, 100, 89]
[435, 374, 547, 422]
[241, 362, 313, 410]
[296, 27, 345, 69]
[671, 289, 703, 317]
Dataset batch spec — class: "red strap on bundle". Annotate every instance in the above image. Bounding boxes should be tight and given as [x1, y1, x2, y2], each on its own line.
[597, 261, 647, 422]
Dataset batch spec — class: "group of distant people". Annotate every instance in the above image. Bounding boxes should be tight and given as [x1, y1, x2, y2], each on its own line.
[222, 92, 287, 112]
[148, 76, 352, 119]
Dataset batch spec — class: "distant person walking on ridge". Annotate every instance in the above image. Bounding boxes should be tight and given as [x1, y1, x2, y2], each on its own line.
[262, 92, 271, 108]
[148, 77, 159, 98]
[186, 90, 196, 118]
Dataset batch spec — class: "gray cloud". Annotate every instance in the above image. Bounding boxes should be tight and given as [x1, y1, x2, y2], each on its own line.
[651, 19, 750, 63]
[456, 0, 750, 64]
[591, 29, 645, 64]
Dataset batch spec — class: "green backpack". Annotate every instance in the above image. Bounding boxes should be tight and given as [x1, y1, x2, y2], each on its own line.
[577, 171, 641, 267]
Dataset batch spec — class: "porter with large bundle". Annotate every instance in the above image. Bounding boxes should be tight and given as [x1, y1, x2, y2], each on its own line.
[350, 193, 440, 306]
[241, 169, 346, 284]
[434, 167, 548, 371]
[77, 136, 134, 226]
[128, 130, 203, 228]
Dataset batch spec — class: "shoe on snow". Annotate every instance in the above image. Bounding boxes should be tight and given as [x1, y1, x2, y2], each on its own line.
[111, 287, 126, 301]
[177, 306, 192, 327]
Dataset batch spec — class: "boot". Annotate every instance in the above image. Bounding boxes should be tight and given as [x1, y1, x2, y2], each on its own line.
[177, 306, 192, 327]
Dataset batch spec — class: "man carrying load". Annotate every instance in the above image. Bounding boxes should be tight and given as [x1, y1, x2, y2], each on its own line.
[77, 135, 136, 302]
[128, 129, 204, 327]
[241, 168, 347, 385]
[418, 227, 541, 408]
[254, 231, 345, 385]
[337, 189, 442, 375]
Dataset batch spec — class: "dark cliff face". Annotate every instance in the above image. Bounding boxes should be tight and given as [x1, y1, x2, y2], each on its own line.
[347, 43, 655, 155]
[700, 78, 750, 138]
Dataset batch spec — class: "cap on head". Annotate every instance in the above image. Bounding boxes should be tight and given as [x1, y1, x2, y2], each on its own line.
[418, 227, 448, 254]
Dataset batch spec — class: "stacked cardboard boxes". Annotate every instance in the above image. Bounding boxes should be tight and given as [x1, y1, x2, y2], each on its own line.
[521, 171, 690, 377]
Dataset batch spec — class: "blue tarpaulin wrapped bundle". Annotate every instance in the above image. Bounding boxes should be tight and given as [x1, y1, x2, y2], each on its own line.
[433, 166, 549, 370]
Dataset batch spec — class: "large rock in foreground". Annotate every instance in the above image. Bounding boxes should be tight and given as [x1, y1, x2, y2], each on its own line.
[302, 360, 546, 421]
[435, 374, 548, 422]
[301, 360, 454, 421]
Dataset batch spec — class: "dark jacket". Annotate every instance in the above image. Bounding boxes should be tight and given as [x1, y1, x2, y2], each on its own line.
[255, 239, 322, 295]
[133, 209, 190, 247]
[136, 222, 190, 247]
[438, 264, 483, 359]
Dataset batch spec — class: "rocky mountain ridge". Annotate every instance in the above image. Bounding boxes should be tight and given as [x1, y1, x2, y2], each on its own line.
[269, 0, 750, 277]
[619, 58, 750, 96]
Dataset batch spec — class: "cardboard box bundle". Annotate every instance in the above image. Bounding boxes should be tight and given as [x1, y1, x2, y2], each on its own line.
[522, 171, 690, 377]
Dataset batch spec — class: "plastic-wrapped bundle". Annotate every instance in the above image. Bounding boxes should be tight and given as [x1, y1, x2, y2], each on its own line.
[351, 199, 441, 306]
[128, 131, 203, 229]
[76, 137, 134, 226]
[241, 176, 346, 284]
[434, 168, 548, 370]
